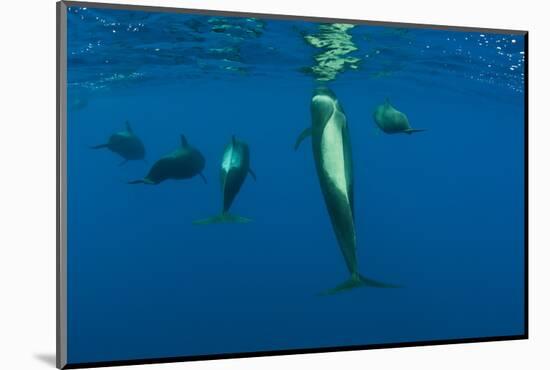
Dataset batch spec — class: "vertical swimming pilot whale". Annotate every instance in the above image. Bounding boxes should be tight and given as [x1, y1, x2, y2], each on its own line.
[194, 135, 256, 224]
[295, 87, 397, 294]
[91, 121, 146, 165]
[373, 98, 425, 134]
[128, 134, 206, 185]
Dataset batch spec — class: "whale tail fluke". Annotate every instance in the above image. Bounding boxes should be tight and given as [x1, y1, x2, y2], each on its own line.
[404, 128, 426, 135]
[319, 273, 400, 295]
[193, 213, 252, 225]
[90, 144, 109, 149]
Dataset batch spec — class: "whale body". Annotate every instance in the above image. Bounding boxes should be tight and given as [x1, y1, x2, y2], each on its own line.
[91, 121, 146, 165]
[373, 99, 425, 134]
[129, 134, 206, 185]
[295, 87, 397, 294]
[194, 136, 256, 225]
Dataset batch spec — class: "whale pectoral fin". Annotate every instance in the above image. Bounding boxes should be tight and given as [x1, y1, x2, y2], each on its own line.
[128, 178, 155, 185]
[118, 159, 128, 166]
[180, 134, 189, 147]
[404, 128, 426, 134]
[125, 121, 133, 133]
[199, 172, 207, 184]
[294, 127, 312, 151]
[319, 273, 400, 295]
[248, 168, 256, 181]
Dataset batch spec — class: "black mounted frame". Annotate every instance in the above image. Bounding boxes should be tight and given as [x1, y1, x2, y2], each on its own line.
[56, 1, 529, 368]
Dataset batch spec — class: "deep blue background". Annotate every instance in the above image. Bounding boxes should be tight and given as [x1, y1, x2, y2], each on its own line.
[66, 7, 525, 365]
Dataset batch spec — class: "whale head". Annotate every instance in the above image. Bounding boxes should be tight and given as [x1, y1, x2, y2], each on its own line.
[311, 86, 341, 129]
[373, 99, 414, 134]
[313, 86, 337, 100]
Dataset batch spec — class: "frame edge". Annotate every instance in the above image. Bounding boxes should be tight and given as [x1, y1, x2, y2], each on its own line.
[57, 1, 68, 369]
[55, 2, 529, 368]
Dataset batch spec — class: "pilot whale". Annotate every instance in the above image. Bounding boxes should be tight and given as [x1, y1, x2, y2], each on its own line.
[129, 134, 206, 185]
[91, 121, 146, 165]
[295, 87, 397, 294]
[373, 98, 425, 134]
[194, 135, 256, 225]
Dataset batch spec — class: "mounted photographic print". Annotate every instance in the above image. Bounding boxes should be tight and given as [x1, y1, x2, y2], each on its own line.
[56, 1, 528, 368]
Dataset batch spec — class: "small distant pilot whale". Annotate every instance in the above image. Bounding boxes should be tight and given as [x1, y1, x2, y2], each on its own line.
[194, 135, 256, 225]
[91, 121, 146, 165]
[69, 96, 88, 111]
[129, 134, 206, 185]
[373, 99, 425, 134]
[295, 87, 397, 294]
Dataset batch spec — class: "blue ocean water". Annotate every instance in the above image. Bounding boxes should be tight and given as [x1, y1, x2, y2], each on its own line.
[66, 6, 525, 365]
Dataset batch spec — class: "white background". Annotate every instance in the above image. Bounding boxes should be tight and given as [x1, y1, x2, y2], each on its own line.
[0, 0, 547, 369]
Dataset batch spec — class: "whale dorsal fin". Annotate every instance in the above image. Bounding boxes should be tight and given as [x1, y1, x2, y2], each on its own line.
[125, 121, 133, 133]
[180, 134, 189, 147]
[248, 168, 256, 181]
[199, 172, 207, 184]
